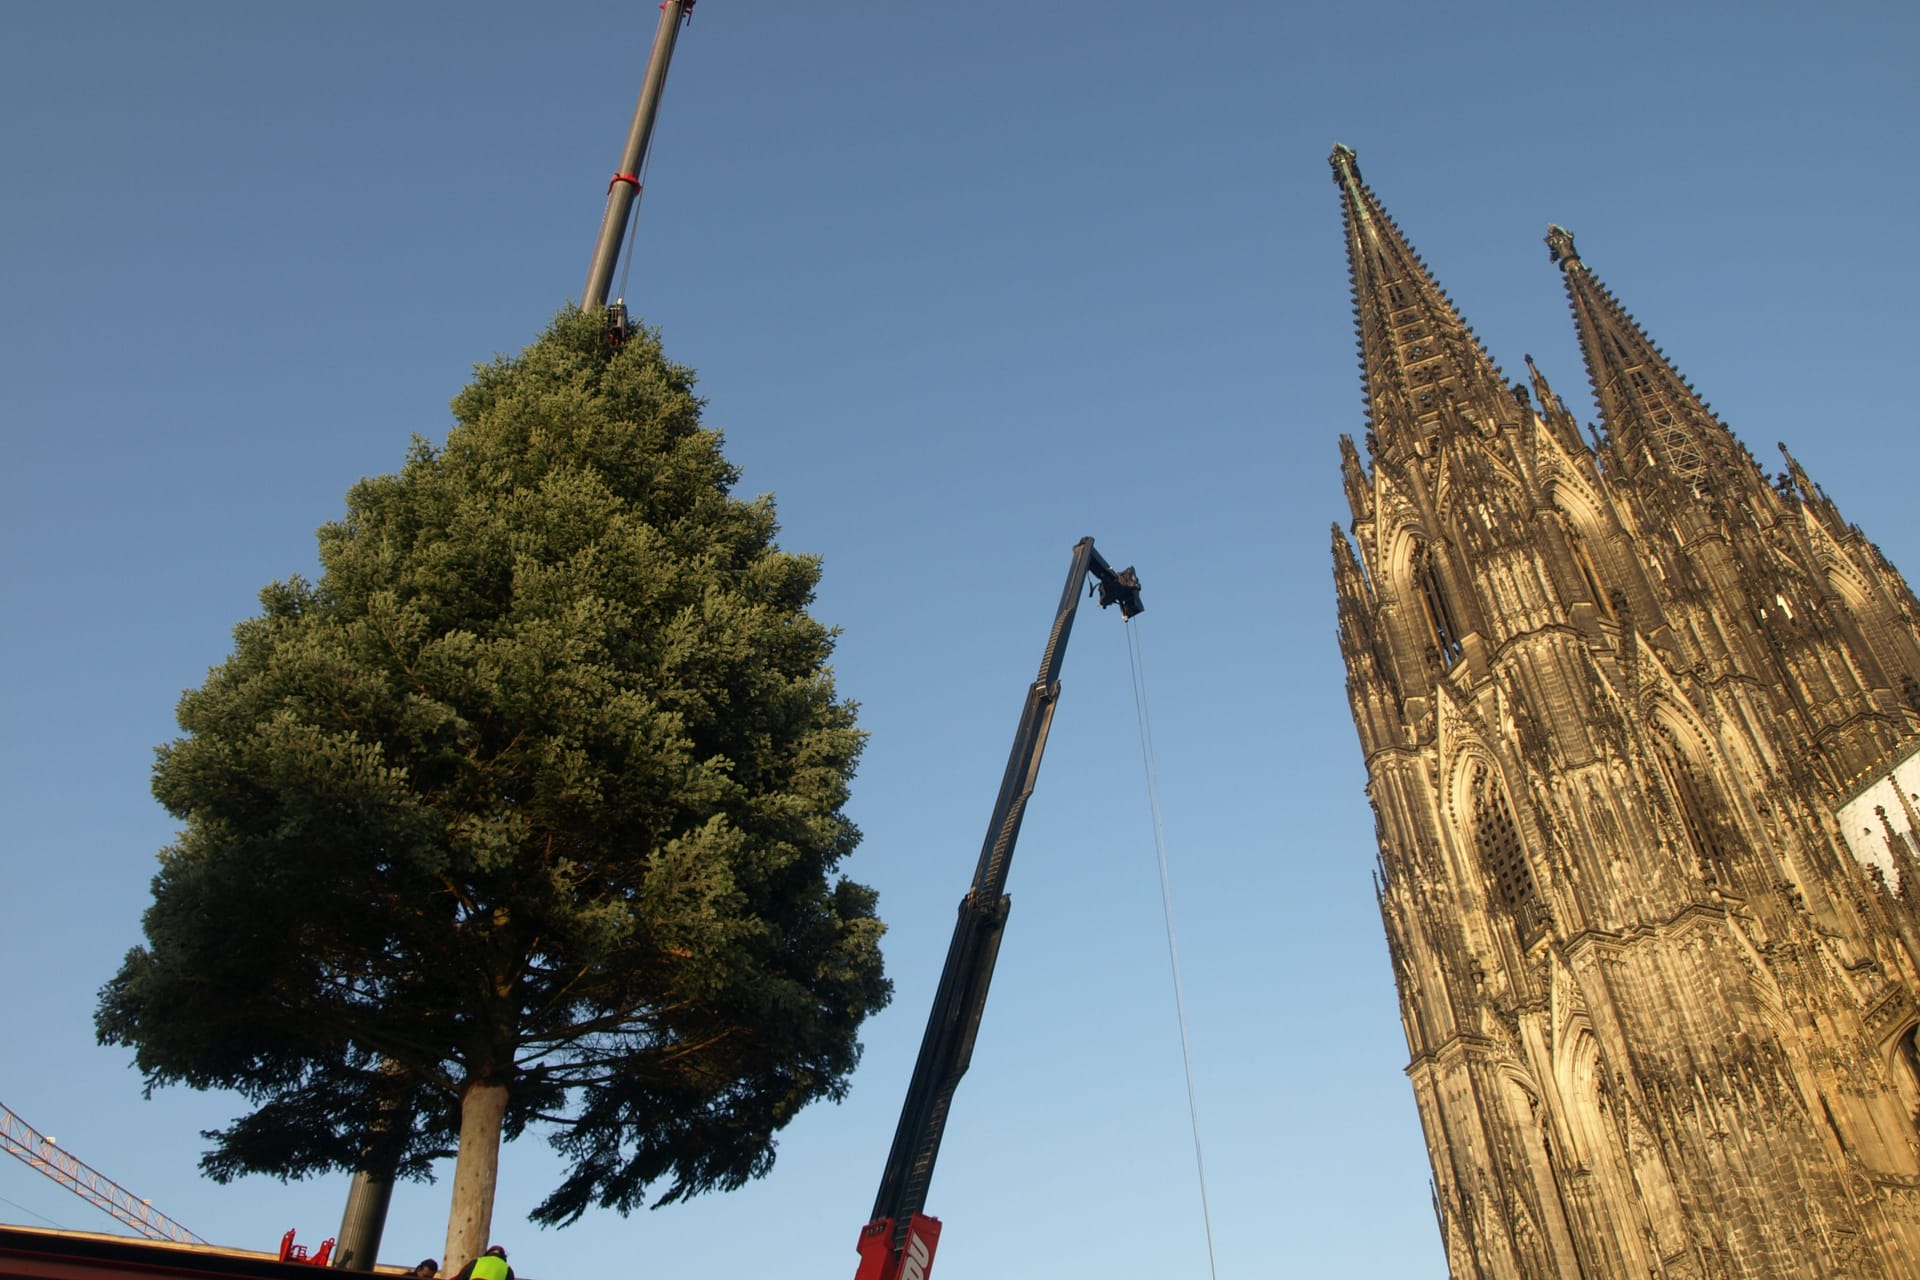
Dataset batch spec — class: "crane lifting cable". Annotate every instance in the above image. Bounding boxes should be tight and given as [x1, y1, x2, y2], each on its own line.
[0, 1099, 203, 1245]
[612, 138, 657, 308]
[1125, 622, 1220, 1280]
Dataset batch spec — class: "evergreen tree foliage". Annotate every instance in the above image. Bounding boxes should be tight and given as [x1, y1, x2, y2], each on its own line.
[97, 310, 890, 1227]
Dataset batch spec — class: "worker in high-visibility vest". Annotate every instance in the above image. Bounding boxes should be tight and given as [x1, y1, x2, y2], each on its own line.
[454, 1245, 514, 1280]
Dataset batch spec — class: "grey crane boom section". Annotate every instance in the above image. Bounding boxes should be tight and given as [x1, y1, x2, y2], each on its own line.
[582, 0, 693, 312]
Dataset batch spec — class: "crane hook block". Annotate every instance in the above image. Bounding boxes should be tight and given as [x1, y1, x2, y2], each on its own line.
[1096, 565, 1144, 619]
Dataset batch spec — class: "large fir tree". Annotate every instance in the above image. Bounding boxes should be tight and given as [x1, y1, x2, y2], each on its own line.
[97, 311, 889, 1266]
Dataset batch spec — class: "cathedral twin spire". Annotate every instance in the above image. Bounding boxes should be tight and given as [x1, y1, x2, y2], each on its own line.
[1334, 143, 1739, 492]
[1328, 146, 1920, 1280]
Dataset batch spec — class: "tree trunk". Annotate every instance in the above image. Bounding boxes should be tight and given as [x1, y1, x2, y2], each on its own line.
[443, 1080, 509, 1274]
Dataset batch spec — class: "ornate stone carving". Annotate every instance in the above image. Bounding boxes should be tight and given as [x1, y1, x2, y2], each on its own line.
[1332, 151, 1920, 1276]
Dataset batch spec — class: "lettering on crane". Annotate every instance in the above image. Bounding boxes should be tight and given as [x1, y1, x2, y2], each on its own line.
[901, 1229, 933, 1280]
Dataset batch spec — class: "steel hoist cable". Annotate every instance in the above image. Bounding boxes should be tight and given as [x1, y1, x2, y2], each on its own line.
[613, 137, 656, 307]
[1125, 620, 1218, 1280]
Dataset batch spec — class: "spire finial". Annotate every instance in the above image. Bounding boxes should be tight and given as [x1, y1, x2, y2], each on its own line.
[1330, 143, 1361, 187]
[1546, 224, 1580, 269]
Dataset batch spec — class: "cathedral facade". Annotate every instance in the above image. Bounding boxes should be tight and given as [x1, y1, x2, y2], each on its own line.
[1328, 145, 1920, 1277]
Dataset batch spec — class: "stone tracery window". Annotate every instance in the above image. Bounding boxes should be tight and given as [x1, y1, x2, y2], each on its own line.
[1471, 760, 1543, 938]
[1415, 545, 1465, 668]
[1559, 511, 1615, 622]
[1896, 1026, 1920, 1135]
[1651, 722, 1734, 885]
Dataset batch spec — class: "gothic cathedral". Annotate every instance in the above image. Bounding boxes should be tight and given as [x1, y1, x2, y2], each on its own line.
[1328, 146, 1920, 1277]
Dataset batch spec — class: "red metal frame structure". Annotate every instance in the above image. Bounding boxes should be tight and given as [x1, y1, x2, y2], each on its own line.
[275, 1230, 333, 1267]
[0, 1099, 204, 1245]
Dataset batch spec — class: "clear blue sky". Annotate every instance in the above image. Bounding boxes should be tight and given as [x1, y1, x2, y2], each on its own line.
[3, 3, 1915, 1277]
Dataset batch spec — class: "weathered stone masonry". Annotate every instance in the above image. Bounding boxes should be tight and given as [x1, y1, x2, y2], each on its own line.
[1330, 145, 1920, 1279]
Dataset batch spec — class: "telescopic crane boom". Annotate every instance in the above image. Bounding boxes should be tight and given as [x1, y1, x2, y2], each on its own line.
[854, 538, 1143, 1280]
[582, 0, 695, 316]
